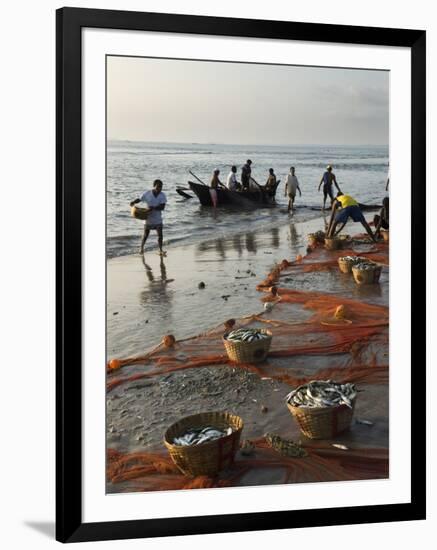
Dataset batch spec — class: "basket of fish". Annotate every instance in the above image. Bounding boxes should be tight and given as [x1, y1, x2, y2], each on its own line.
[324, 237, 342, 251]
[223, 328, 272, 364]
[352, 262, 382, 285]
[130, 205, 150, 220]
[307, 230, 326, 247]
[286, 380, 357, 439]
[338, 234, 352, 248]
[164, 411, 243, 477]
[337, 255, 367, 274]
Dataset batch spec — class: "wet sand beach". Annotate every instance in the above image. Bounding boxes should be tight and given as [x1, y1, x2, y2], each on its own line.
[106, 212, 388, 493]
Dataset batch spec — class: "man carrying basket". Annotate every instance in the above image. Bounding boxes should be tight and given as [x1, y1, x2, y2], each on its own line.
[130, 179, 167, 255]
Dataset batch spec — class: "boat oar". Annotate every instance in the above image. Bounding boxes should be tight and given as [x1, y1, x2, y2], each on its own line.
[176, 188, 193, 199]
[189, 170, 207, 186]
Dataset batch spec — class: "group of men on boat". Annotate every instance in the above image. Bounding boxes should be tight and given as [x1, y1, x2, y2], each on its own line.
[208, 160, 278, 208]
[130, 163, 389, 254]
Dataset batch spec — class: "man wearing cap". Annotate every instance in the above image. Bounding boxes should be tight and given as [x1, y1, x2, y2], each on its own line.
[318, 165, 341, 211]
[130, 179, 167, 255]
[327, 191, 376, 242]
[241, 159, 252, 191]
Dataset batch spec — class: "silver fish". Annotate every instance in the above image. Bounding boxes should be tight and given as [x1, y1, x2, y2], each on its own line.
[356, 418, 374, 426]
[332, 443, 349, 450]
[173, 425, 231, 446]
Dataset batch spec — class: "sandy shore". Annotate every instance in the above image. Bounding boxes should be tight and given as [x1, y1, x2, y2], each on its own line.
[106, 212, 388, 480]
[107, 215, 335, 356]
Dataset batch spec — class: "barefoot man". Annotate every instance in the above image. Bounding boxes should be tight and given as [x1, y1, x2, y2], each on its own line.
[318, 164, 341, 211]
[284, 166, 302, 211]
[327, 192, 376, 242]
[130, 179, 167, 255]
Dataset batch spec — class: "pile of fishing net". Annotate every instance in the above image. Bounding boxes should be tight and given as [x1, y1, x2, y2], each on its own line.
[107, 438, 388, 493]
[106, 234, 389, 491]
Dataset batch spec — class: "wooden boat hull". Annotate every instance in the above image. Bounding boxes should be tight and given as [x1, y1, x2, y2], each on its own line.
[188, 180, 279, 208]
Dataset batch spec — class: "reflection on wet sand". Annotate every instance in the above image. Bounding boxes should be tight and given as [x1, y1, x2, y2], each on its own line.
[139, 257, 174, 323]
[194, 226, 306, 260]
[288, 223, 299, 247]
[195, 233, 260, 258]
[232, 234, 243, 257]
[245, 233, 257, 253]
[270, 227, 280, 249]
[215, 238, 226, 260]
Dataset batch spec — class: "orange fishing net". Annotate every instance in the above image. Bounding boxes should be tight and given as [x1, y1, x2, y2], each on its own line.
[107, 439, 388, 493]
[107, 235, 389, 491]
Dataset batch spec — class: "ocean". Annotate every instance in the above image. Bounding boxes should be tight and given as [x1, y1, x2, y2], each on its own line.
[107, 141, 389, 258]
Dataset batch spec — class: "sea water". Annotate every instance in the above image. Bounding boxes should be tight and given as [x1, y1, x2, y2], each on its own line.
[107, 141, 388, 258]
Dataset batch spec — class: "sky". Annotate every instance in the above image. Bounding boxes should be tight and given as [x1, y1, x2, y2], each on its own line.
[107, 56, 389, 146]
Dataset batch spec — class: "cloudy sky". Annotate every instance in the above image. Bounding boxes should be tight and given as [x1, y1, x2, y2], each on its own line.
[107, 56, 389, 146]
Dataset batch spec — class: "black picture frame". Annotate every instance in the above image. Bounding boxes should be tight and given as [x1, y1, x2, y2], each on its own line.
[56, 7, 426, 543]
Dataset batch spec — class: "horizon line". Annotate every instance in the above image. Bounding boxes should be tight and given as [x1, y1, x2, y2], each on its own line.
[107, 138, 389, 148]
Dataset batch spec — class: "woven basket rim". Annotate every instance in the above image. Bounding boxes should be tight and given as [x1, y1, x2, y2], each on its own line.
[164, 411, 243, 449]
[287, 396, 357, 414]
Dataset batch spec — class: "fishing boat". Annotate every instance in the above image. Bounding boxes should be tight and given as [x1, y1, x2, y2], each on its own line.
[187, 179, 281, 208]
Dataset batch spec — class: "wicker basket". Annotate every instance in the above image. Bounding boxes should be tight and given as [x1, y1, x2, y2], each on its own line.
[324, 237, 341, 251]
[352, 264, 382, 285]
[131, 206, 150, 220]
[287, 398, 356, 439]
[164, 411, 243, 477]
[308, 232, 325, 247]
[223, 329, 272, 363]
[338, 235, 352, 248]
[338, 256, 364, 274]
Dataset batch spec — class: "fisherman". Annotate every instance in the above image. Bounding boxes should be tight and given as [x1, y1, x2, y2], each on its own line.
[226, 165, 239, 191]
[265, 168, 277, 191]
[318, 164, 341, 210]
[210, 169, 222, 208]
[130, 179, 167, 255]
[386, 170, 390, 191]
[374, 196, 389, 238]
[264, 168, 277, 201]
[241, 159, 252, 191]
[327, 191, 376, 242]
[284, 166, 302, 211]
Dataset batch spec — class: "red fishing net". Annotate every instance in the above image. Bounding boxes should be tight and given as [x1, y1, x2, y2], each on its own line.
[107, 235, 389, 492]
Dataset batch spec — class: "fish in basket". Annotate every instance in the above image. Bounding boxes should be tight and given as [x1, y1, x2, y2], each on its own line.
[223, 328, 272, 363]
[337, 255, 367, 274]
[286, 380, 358, 439]
[164, 411, 243, 477]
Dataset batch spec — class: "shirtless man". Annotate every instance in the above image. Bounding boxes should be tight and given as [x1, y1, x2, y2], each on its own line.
[318, 165, 341, 211]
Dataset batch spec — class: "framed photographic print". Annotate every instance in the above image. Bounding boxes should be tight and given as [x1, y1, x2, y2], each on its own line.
[56, 7, 426, 543]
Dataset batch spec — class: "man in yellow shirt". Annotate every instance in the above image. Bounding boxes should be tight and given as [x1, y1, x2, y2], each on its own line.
[327, 192, 376, 241]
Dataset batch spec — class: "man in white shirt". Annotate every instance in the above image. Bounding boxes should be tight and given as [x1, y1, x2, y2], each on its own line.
[130, 179, 167, 255]
[226, 165, 239, 191]
[284, 166, 302, 211]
